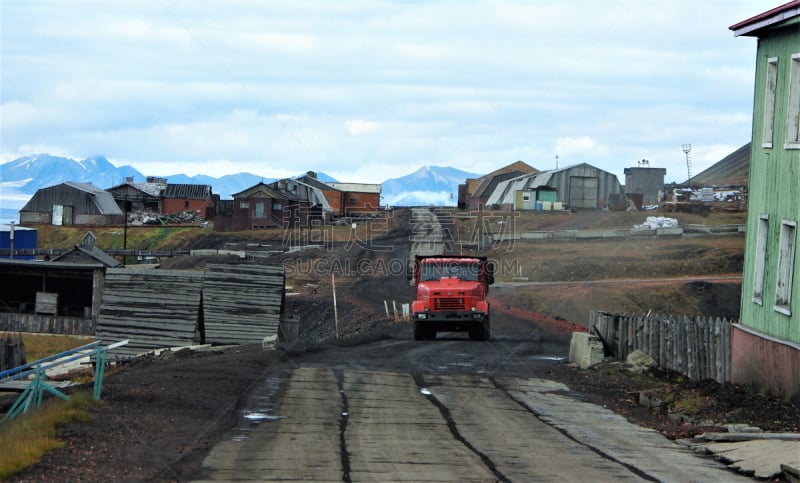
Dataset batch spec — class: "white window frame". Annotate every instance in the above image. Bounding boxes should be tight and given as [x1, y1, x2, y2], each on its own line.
[774, 220, 797, 316]
[753, 214, 768, 305]
[786, 53, 800, 149]
[763, 57, 778, 148]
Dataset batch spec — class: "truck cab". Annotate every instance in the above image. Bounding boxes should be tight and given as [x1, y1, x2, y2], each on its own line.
[409, 255, 494, 341]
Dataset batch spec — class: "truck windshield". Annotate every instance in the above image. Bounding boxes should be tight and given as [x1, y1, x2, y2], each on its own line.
[420, 261, 481, 282]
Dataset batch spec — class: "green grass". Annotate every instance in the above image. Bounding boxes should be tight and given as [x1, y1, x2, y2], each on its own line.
[0, 392, 99, 479]
[1, 333, 95, 363]
[0, 335, 100, 478]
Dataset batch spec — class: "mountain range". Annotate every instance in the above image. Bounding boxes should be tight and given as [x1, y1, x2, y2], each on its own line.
[0, 154, 480, 221]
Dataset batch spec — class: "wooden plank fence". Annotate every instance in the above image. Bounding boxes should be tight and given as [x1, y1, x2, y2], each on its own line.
[0, 313, 93, 336]
[590, 310, 732, 383]
[202, 263, 285, 345]
[95, 269, 205, 359]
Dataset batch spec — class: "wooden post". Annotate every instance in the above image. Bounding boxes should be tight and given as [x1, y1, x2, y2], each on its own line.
[332, 273, 339, 338]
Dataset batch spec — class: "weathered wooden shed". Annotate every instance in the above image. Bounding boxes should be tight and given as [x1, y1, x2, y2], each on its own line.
[20, 182, 124, 226]
[52, 232, 123, 268]
[106, 177, 166, 213]
[0, 258, 104, 334]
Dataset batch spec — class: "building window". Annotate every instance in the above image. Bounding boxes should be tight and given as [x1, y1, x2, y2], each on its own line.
[774, 220, 796, 316]
[349, 198, 357, 205]
[273, 203, 282, 211]
[763, 57, 778, 148]
[240, 201, 249, 209]
[753, 214, 768, 305]
[255, 202, 265, 218]
[184, 200, 190, 208]
[786, 53, 800, 149]
[522, 194, 531, 201]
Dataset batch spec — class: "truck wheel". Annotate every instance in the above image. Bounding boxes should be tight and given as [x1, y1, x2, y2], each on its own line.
[414, 322, 429, 341]
[471, 321, 490, 341]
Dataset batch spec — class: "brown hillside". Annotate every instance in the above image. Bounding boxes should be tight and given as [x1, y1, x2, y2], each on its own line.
[688, 143, 750, 187]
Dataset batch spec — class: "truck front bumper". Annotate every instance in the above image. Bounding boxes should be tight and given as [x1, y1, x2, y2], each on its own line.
[413, 311, 488, 332]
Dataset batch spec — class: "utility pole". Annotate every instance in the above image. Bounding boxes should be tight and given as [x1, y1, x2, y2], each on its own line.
[8, 221, 14, 259]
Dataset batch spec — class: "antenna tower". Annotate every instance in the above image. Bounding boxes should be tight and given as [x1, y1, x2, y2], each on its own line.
[682, 144, 692, 183]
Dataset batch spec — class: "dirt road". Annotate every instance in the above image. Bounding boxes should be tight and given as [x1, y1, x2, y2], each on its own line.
[198, 331, 747, 482]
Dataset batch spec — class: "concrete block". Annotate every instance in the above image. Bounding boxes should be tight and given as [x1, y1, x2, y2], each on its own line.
[262, 334, 277, 350]
[656, 227, 684, 236]
[568, 332, 604, 369]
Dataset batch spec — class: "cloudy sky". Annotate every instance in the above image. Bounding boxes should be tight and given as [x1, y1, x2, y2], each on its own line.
[0, 0, 778, 184]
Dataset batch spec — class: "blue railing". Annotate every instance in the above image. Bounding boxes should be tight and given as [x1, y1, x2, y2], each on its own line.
[0, 339, 128, 421]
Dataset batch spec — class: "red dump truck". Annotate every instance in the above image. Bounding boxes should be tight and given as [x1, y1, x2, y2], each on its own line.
[408, 255, 495, 341]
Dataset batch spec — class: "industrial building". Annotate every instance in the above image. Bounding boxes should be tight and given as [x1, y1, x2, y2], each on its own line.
[484, 163, 624, 210]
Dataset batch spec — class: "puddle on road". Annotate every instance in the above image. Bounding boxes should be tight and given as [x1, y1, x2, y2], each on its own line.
[532, 355, 568, 362]
[228, 376, 287, 442]
[243, 412, 288, 422]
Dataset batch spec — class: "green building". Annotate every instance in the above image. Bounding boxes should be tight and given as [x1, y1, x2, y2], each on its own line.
[731, 1, 800, 400]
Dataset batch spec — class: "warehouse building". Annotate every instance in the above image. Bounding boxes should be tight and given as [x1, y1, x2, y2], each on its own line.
[485, 163, 624, 210]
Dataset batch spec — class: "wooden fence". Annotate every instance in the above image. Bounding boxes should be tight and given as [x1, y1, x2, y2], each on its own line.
[0, 313, 93, 336]
[590, 310, 732, 383]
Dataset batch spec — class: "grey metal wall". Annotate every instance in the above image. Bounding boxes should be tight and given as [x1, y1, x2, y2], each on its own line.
[546, 165, 622, 209]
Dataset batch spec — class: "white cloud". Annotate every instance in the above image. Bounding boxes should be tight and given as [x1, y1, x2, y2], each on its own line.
[0, 0, 778, 185]
[345, 120, 382, 136]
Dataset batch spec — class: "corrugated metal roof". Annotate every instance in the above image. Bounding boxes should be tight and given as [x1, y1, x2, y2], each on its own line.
[131, 182, 165, 197]
[64, 181, 123, 215]
[327, 182, 381, 194]
[271, 179, 333, 212]
[164, 184, 212, 199]
[485, 163, 623, 206]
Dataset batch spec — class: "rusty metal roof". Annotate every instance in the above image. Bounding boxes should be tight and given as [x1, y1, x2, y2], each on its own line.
[164, 184, 212, 199]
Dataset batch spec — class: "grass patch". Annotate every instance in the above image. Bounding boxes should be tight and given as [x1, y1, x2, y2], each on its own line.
[1, 333, 95, 363]
[0, 392, 99, 479]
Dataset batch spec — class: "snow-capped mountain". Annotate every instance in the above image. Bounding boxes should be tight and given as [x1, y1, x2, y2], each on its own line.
[0, 154, 140, 192]
[381, 165, 480, 206]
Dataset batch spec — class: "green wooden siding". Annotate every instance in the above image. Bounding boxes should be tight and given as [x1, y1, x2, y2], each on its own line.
[740, 26, 800, 344]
